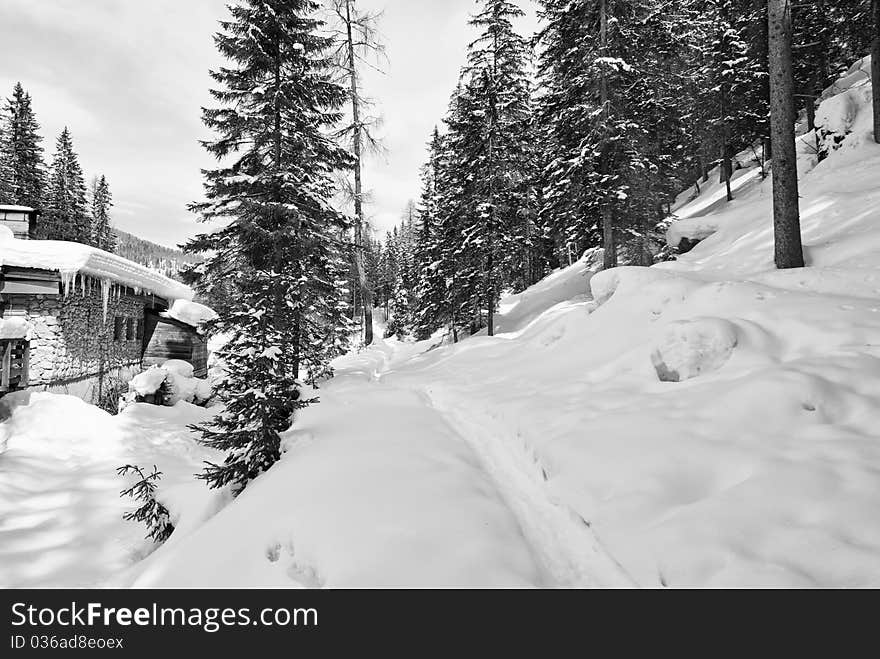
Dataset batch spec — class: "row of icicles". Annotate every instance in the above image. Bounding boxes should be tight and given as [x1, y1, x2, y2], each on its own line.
[58, 271, 155, 321]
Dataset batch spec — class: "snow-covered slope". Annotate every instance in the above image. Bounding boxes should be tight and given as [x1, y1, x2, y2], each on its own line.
[113, 61, 880, 589]
[3, 61, 878, 588]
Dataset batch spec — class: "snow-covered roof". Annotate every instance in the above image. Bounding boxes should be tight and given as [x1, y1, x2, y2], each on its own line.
[166, 299, 217, 328]
[0, 205, 35, 213]
[0, 235, 193, 302]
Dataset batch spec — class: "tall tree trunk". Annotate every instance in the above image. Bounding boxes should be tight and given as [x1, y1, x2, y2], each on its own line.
[344, 0, 374, 345]
[719, 1, 734, 202]
[768, 0, 805, 269]
[599, 0, 616, 270]
[873, 0, 880, 144]
[486, 40, 498, 337]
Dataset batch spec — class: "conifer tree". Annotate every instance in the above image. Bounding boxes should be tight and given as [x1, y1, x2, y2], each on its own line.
[185, 0, 353, 493]
[1, 83, 46, 209]
[90, 175, 116, 252]
[0, 120, 12, 205]
[43, 128, 90, 242]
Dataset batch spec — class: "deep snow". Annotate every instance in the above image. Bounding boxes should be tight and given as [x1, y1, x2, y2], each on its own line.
[1, 60, 879, 588]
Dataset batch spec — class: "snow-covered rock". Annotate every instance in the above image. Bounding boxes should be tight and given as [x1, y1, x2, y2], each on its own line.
[651, 319, 738, 382]
[125, 362, 213, 408]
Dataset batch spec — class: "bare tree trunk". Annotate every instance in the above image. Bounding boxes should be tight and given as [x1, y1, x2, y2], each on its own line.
[873, 0, 880, 144]
[599, 0, 616, 270]
[486, 48, 498, 337]
[719, 1, 734, 203]
[768, 0, 805, 269]
[344, 0, 374, 345]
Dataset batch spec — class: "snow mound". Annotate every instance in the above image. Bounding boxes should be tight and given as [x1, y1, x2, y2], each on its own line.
[162, 359, 195, 379]
[651, 319, 738, 382]
[129, 367, 169, 398]
[167, 300, 217, 328]
[125, 363, 213, 407]
[0, 225, 15, 243]
[0, 317, 32, 340]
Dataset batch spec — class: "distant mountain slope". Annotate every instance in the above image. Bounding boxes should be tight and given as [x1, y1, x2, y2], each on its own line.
[113, 229, 200, 279]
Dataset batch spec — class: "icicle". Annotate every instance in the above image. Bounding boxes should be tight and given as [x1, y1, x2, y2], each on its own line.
[101, 278, 111, 322]
[60, 270, 74, 297]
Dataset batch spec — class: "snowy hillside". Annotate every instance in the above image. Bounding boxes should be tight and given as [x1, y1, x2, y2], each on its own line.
[98, 63, 880, 588]
[2, 60, 878, 588]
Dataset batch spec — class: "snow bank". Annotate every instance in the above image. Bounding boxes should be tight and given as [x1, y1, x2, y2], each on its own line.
[167, 300, 217, 328]
[0, 393, 220, 587]
[0, 236, 193, 302]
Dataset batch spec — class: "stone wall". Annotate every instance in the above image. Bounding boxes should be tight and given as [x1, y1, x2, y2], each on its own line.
[13, 286, 146, 409]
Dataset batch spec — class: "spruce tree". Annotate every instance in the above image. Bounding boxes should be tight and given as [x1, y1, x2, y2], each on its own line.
[0, 118, 12, 205]
[1, 83, 47, 209]
[185, 0, 353, 493]
[43, 128, 90, 242]
[90, 175, 116, 252]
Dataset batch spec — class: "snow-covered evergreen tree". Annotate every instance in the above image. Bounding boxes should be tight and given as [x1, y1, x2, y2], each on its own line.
[185, 0, 353, 493]
[1, 83, 46, 209]
[90, 175, 116, 252]
[42, 128, 90, 242]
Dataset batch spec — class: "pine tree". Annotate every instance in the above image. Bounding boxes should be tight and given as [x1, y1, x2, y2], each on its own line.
[42, 128, 90, 242]
[1, 83, 46, 209]
[90, 175, 116, 252]
[185, 0, 353, 493]
[466, 0, 533, 334]
[0, 117, 12, 205]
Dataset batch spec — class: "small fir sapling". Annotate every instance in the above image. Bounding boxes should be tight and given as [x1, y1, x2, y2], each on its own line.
[117, 464, 175, 543]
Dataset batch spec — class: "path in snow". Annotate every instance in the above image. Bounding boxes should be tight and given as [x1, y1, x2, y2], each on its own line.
[366, 322, 634, 588]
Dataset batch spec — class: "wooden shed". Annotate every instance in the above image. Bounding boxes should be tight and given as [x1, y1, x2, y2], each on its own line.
[142, 310, 208, 377]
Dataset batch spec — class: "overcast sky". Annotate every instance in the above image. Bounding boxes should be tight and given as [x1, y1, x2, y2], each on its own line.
[0, 0, 538, 248]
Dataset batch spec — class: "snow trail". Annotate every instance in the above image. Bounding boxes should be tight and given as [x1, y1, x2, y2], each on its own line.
[419, 386, 636, 588]
[365, 329, 634, 587]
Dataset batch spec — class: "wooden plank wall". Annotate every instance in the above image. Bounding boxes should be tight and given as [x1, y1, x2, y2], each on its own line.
[142, 313, 208, 377]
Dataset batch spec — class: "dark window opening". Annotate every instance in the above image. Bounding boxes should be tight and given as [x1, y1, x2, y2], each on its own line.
[126, 318, 134, 341]
[0, 339, 29, 392]
[114, 317, 125, 341]
[136, 319, 144, 341]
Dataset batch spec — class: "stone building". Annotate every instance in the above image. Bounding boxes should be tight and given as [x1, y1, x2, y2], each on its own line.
[0, 231, 209, 409]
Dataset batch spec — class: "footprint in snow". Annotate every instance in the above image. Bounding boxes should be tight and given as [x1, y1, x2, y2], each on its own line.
[266, 541, 325, 588]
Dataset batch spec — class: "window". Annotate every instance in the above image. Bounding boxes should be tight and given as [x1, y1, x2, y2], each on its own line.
[126, 318, 134, 341]
[136, 319, 144, 341]
[0, 340, 29, 392]
[114, 317, 125, 341]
